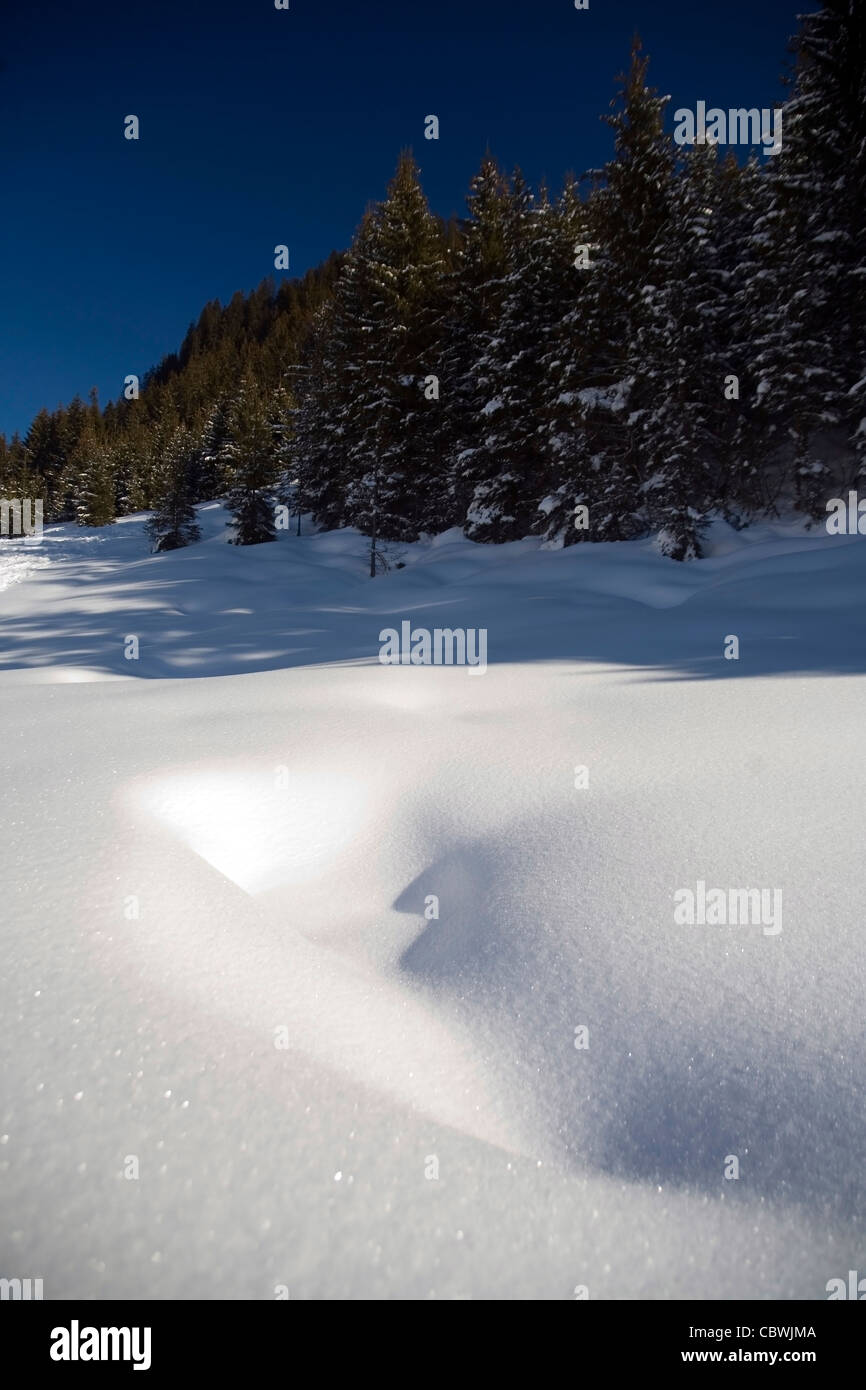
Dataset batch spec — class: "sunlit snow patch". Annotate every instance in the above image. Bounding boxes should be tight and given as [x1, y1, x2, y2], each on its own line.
[133, 761, 368, 893]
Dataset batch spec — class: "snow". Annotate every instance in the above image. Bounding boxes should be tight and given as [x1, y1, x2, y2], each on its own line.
[1, 505, 864, 1299]
[0, 546, 51, 592]
[577, 383, 629, 413]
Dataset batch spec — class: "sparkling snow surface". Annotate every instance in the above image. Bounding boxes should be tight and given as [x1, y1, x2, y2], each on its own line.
[0, 506, 863, 1299]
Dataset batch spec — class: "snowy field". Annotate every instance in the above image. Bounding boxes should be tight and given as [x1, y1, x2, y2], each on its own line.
[0, 504, 863, 1300]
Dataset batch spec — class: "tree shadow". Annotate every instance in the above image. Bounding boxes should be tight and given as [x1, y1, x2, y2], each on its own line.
[2, 528, 865, 681]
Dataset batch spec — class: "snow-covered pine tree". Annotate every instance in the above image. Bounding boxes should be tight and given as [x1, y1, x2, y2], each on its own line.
[294, 255, 376, 537]
[791, 0, 866, 498]
[21, 409, 66, 521]
[0, 433, 38, 531]
[220, 375, 282, 544]
[462, 174, 562, 542]
[291, 303, 350, 532]
[705, 154, 772, 522]
[111, 404, 153, 515]
[740, 145, 835, 517]
[198, 392, 233, 503]
[300, 153, 447, 566]
[49, 396, 90, 522]
[344, 152, 448, 550]
[441, 155, 512, 528]
[125, 388, 185, 512]
[633, 139, 732, 559]
[145, 422, 202, 552]
[536, 175, 599, 545]
[742, 1, 866, 516]
[577, 38, 675, 540]
[72, 418, 116, 526]
[269, 379, 302, 533]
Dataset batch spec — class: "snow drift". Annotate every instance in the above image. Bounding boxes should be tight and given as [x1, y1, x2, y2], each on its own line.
[0, 507, 863, 1299]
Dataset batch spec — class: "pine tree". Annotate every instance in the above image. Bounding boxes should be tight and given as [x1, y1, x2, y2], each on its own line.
[292, 303, 349, 531]
[112, 406, 152, 514]
[535, 176, 598, 545]
[299, 153, 447, 563]
[441, 155, 512, 527]
[462, 173, 563, 542]
[145, 423, 202, 551]
[578, 38, 675, 540]
[50, 396, 90, 520]
[0, 433, 39, 534]
[372, 151, 449, 536]
[294, 233, 380, 537]
[708, 155, 772, 521]
[742, 1, 866, 514]
[271, 377, 304, 534]
[72, 419, 116, 526]
[347, 152, 448, 547]
[23, 407, 71, 520]
[221, 376, 281, 545]
[199, 391, 233, 502]
[633, 140, 731, 558]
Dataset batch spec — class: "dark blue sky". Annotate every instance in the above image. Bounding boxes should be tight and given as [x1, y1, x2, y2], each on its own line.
[1, 0, 813, 439]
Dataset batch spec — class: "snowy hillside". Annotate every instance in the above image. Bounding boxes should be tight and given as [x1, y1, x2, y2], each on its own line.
[0, 506, 863, 1299]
